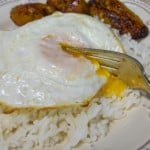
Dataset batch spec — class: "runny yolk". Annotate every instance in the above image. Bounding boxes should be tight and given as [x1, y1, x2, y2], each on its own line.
[90, 57, 127, 98]
[96, 67, 110, 78]
[90, 57, 127, 97]
[100, 75, 127, 97]
[60, 42, 127, 98]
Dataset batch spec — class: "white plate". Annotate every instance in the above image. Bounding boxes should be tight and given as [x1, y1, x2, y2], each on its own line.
[0, 0, 150, 150]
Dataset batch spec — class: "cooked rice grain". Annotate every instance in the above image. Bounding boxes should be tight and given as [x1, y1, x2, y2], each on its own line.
[0, 89, 140, 150]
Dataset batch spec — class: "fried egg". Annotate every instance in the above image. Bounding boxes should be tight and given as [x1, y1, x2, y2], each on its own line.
[0, 12, 125, 108]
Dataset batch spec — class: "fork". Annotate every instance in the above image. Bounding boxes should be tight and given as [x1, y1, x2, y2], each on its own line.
[64, 46, 150, 96]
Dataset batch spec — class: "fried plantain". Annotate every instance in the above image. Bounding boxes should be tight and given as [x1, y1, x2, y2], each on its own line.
[10, 0, 148, 39]
[47, 0, 90, 14]
[89, 0, 149, 39]
[10, 3, 55, 26]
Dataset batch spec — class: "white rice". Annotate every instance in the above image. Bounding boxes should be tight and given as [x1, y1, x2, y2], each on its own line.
[0, 89, 141, 150]
[0, 14, 150, 150]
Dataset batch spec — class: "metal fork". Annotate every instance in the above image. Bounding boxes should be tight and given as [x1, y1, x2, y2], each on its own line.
[64, 46, 150, 96]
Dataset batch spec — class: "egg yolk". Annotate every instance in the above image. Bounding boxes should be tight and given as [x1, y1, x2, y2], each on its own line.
[100, 76, 127, 97]
[60, 42, 127, 98]
[95, 65, 127, 98]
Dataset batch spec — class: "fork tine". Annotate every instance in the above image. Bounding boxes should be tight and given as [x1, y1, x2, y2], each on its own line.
[65, 46, 121, 74]
[100, 65, 119, 76]
[66, 46, 121, 69]
[66, 47, 121, 61]
[87, 54, 119, 75]
[87, 55, 120, 69]
[85, 51, 121, 61]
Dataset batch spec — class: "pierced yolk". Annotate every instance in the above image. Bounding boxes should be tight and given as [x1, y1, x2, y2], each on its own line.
[96, 67, 110, 78]
[94, 64, 127, 98]
[90, 58, 127, 97]
[60, 42, 127, 98]
[100, 76, 127, 97]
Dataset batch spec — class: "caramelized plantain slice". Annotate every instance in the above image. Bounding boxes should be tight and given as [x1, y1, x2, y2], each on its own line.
[89, 0, 149, 39]
[10, 3, 55, 26]
[10, 0, 148, 39]
[47, 0, 90, 14]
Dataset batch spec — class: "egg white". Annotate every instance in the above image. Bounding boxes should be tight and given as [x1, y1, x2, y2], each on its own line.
[0, 12, 124, 108]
